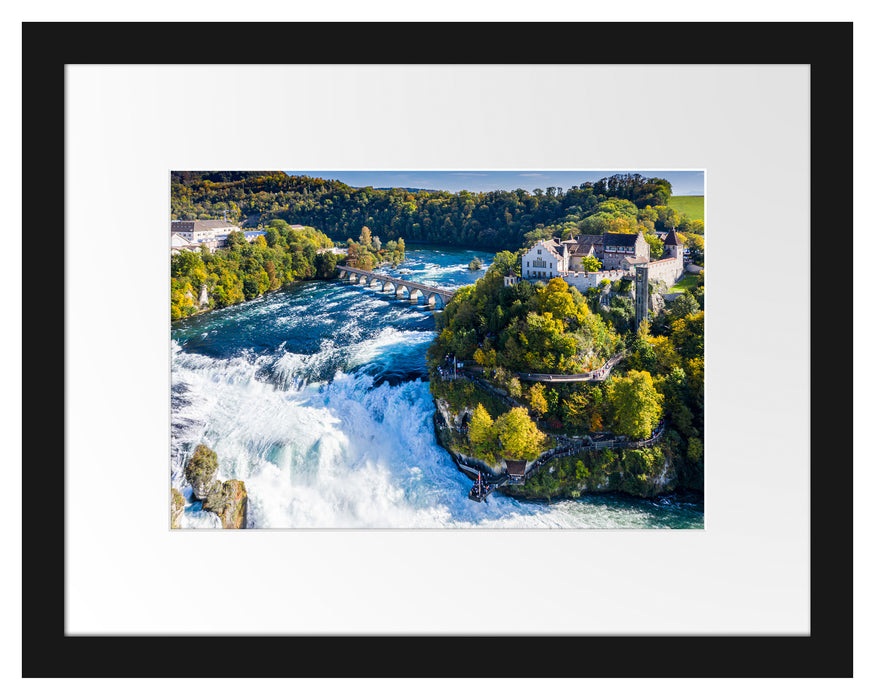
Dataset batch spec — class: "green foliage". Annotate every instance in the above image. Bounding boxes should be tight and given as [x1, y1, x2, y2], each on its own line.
[430, 377, 507, 420]
[507, 376, 523, 399]
[606, 370, 663, 438]
[644, 233, 664, 260]
[493, 407, 547, 461]
[170, 224, 335, 320]
[184, 444, 218, 485]
[512, 445, 671, 499]
[170, 171, 677, 253]
[580, 255, 602, 271]
[669, 292, 700, 319]
[529, 383, 548, 417]
[468, 257, 483, 271]
[468, 403, 498, 462]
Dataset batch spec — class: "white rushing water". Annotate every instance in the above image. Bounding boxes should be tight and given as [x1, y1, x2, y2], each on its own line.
[171, 246, 702, 529]
[171, 340, 700, 529]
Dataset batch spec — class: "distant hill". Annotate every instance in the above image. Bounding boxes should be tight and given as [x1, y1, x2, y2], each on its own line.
[668, 195, 704, 221]
[374, 186, 440, 194]
[171, 171, 283, 185]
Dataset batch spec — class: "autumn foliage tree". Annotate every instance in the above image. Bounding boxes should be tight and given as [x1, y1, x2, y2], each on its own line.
[607, 370, 663, 439]
[493, 408, 547, 461]
[529, 383, 548, 417]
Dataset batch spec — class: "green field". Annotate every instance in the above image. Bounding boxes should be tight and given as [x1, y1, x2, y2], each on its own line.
[669, 275, 699, 293]
[668, 195, 704, 221]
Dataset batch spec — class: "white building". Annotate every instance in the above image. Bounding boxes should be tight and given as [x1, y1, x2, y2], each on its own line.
[171, 219, 240, 244]
[520, 238, 570, 281]
[520, 229, 684, 291]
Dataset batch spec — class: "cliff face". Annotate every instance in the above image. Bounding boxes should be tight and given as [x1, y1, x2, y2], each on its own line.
[433, 399, 679, 500]
[433, 398, 504, 474]
[183, 445, 248, 529]
[504, 448, 677, 501]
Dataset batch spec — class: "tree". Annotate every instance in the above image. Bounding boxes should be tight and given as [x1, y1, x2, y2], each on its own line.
[670, 311, 704, 360]
[226, 230, 246, 249]
[563, 392, 589, 431]
[670, 292, 700, 319]
[538, 278, 580, 327]
[264, 260, 280, 291]
[468, 404, 498, 462]
[529, 383, 548, 417]
[581, 255, 602, 271]
[507, 376, 523, 400]
[644, 233, 664, 260]
[607, 370, 663, 438]
[490, 249, 519, 277]
[359, 226, 372, 248]
[493, 407, 547, 461]
[468, 257, 483, 271]
[686, 233, 705, 258]
[687, 437, 704, 463]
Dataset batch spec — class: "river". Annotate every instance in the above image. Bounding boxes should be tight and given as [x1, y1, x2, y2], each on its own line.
[170, 245, 704, 528]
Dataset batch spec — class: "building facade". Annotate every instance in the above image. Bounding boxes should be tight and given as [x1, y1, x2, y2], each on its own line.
[170, 219, 240, 244]
[520, 229, 685, 291]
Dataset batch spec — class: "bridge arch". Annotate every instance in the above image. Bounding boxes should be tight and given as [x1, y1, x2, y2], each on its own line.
[335, 265, 454, 311]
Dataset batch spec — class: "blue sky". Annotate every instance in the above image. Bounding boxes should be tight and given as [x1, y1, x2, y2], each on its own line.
[283, 171, 705, 196]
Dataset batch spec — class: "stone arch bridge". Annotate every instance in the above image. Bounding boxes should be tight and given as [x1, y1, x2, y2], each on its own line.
[336, 265, 455, 308]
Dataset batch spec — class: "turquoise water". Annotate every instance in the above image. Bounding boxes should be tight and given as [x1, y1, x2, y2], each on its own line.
[171, 246, 704, 529]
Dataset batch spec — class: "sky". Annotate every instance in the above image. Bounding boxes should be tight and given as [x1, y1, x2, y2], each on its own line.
[282, 170, 705, 197]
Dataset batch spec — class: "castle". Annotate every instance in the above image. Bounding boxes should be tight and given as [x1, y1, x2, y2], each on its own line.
[518, 230, 685, 291]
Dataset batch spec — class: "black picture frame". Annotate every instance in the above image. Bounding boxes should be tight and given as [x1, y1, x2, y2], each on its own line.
[23, 21, 853, 678]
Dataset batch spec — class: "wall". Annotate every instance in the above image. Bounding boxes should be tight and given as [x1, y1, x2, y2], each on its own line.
[646, 257, 684, 287]
[564, 268, 628, 292]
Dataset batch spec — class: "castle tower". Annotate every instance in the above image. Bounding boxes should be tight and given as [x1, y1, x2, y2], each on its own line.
[662, 230, 685, 286]
[663, 229, 683, 260]
[634, 265, 649, 330]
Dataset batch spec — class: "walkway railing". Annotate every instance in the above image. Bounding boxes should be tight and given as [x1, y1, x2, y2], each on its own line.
[463, 349, 627, 384]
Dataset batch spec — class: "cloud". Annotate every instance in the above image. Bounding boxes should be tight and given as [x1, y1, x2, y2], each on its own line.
[517, 173, 548, 178]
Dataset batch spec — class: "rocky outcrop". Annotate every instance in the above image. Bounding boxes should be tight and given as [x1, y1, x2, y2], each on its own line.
[203, 479, 248, 529]
[184, 444, 219, 500]
[171, 488, 185, 529]
[184, 444, 248, 529]
[649, 292, 665, 316]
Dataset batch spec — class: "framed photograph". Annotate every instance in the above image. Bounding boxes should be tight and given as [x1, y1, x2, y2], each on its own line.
[24, 21, 852, 677]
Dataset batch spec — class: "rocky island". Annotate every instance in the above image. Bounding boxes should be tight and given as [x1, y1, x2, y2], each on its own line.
[426, 243, 703, 502]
